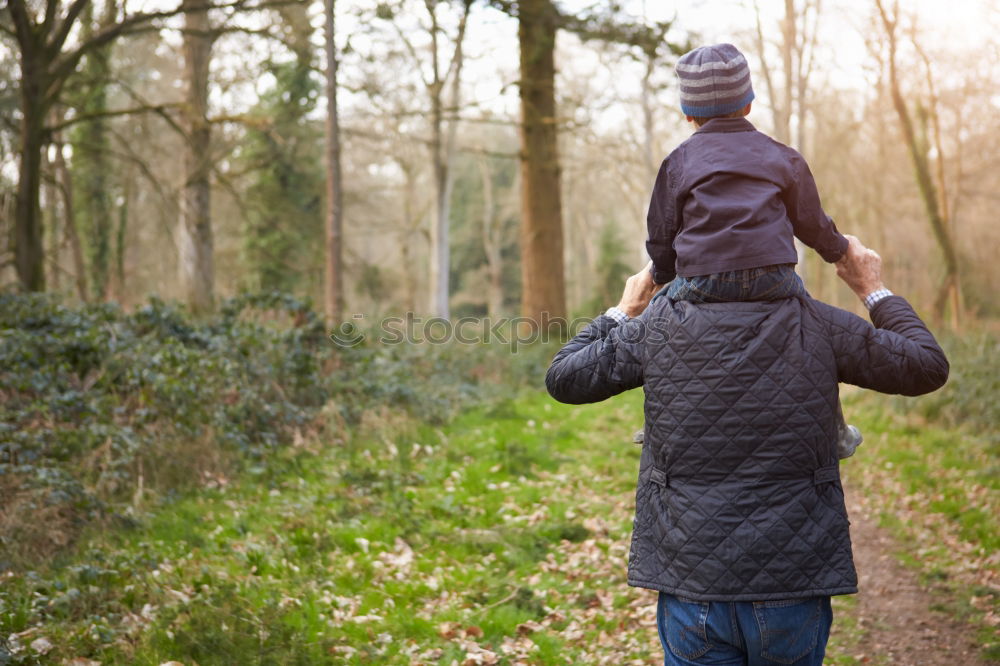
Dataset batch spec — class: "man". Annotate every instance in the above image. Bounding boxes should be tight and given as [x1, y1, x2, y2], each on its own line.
[545, 236, 948, 665]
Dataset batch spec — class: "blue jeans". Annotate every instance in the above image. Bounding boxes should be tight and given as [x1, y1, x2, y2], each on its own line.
[659, 264, 805, 303]
[656, 593, 833, 665]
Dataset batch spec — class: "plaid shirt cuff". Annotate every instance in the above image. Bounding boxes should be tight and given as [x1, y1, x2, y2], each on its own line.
[863, 288, 893, 310]
[604, 306, 630, 324]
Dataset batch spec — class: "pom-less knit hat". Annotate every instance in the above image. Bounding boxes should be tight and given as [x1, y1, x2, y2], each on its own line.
[676, 43, 755, 118]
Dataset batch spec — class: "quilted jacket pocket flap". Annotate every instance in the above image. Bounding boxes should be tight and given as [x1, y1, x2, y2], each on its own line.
[812, 465, 839, 485]
[650, 467, 668, 487]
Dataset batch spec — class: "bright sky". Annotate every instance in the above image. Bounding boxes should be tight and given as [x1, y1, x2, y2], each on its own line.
[3, 0, 997, 182]
[344, 0, 1000, 137]
[643, 0, 998, 86]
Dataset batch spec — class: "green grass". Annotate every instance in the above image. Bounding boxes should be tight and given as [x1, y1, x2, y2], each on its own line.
[0, 391, 660, 664]
[1, 384, 995, 664]
[826, 595, 883, 665]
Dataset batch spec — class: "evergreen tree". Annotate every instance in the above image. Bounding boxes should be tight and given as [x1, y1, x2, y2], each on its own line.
[240, 59, 324, 295]
[67, 2, 115, 301]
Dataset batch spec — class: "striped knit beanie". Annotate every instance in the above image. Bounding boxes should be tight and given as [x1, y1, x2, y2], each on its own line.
[676, 43, 755, 118]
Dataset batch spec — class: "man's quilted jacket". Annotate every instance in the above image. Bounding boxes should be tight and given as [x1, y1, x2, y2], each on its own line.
[545, 295, 948, 601]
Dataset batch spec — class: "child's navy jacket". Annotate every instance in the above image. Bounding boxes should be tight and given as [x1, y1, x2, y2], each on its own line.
[646, 117, 849, 284]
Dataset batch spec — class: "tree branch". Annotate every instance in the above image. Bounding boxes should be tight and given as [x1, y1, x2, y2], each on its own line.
[389, 15, 431, 90]
[459, 144, 518, 160]
[800, 0, 821, 86]
[909, 23, 952, 229]
[104, 125, 175, 206]
[442, 0, 472, 89]
[46, 0, 91, 56]
[558, 7, 683, 55]
[103, 124, 180, 246]
[46, 103, 183, 133]
[353, 108, 518, 127]
[115, 78, 190, 141]
[47, 0, 263, 100]
[207, 113, 271, 128]
[210, 24, 298, 52]
[6, 0, 36, 51]
[42, 0, 59, 39]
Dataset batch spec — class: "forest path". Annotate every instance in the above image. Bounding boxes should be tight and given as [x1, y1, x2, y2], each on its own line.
[496, 392, 996, 664]
[842, 483, 990, 665]
[545, 474, 992, 665]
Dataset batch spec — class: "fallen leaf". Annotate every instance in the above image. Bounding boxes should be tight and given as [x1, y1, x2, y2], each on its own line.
[438, 621, 460, 639]
[29, 637, 53, 655]
[516, 620, 543, 635]
[166, 588, 191, 604]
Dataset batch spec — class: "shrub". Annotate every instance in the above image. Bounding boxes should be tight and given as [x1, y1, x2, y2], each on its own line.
[0, 292, 552, 568]
[883, 328, 999, 447]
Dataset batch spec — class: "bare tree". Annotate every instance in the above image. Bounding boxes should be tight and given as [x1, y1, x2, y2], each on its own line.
[324, 0, 344, 323]
[753, 0, 821, 146]
[427, 0, 471, 320]
[371, 0, 472, 319]
[49, 127, 88, 300]
[753, 0, 823, 291]
[2, 0, 246, 292]
[874, 0, 962, 327]
[424, 0, 471, 319]
[477, 154, 504, 317]
[177, 0, 215, 313]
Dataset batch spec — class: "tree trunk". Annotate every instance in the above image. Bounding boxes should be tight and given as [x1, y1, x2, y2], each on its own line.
[324, 0, 344, 323]
[15, 68, 47, 292]
[914, 41, 962, 329]
[640, 55, 657, 177]
[44, 144, 60, 294]
[429, 72, 449, 318]
[70, 1, 113, 302]
[113, 179, 129, 303]
[781, 0, 808, 292]
[399, 161, 421, 314]
[517, 0, 566, 324]
[478, 156, 503, 318]
[51, 133, 89, 301]
[638, 51, 659, 265]
[177, 0, 215, 313]
[778, 0, 795, 145]
[424, 0, 471, 320]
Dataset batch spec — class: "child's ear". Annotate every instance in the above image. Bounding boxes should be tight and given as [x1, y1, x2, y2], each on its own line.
[742, 102, 752, 116]
[686, 115, 695, 123]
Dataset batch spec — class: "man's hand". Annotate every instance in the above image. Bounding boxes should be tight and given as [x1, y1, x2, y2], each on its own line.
[836, 235, 885, 301]
[617, 261, 664, 318]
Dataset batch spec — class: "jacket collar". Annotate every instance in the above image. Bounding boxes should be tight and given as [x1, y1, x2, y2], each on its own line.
[694, 117, 756, 134]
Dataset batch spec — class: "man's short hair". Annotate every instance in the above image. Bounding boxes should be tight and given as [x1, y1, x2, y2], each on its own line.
[690, 109, 747, 127]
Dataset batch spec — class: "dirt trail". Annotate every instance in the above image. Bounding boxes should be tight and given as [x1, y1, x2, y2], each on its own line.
[843, 484, 989, 665]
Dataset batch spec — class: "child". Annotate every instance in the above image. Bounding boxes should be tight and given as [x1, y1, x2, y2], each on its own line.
[643, 43, 861, 458]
